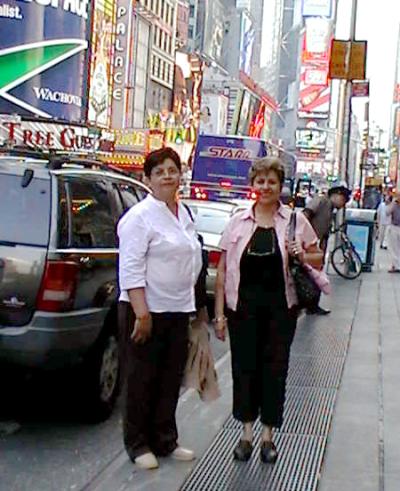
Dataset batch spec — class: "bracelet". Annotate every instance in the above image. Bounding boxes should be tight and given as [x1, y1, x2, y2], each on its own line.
[213, 316, 227, 323]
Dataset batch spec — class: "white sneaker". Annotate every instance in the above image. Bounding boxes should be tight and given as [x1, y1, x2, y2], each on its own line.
[135, 452, 159, 470]
[171, 446, 195, 461]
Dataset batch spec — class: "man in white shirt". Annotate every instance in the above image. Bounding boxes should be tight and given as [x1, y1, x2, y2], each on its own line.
[118, 148, 202, 470]
[377, 195, 392, 249]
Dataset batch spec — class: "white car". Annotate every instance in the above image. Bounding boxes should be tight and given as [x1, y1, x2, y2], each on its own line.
[182, 199, 241, 297]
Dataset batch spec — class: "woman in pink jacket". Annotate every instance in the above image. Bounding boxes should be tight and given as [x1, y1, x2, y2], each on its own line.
[214, 157, 324, 464]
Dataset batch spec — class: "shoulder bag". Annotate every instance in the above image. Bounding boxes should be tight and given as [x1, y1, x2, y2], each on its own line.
[288, 211, 321, 309]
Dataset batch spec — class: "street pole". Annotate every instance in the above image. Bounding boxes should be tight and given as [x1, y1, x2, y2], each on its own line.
[339, 0, 358, 184]
[344, 0, 358, 185]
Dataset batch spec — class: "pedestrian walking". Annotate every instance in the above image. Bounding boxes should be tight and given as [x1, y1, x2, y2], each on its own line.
[117, 147, 202, 470]
[214, 157, 323, 464]
[303, 181, 351, 315]
[377, 194, 392, 249]
[387, 192, 400, 273]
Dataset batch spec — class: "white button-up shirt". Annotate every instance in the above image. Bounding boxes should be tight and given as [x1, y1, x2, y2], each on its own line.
[118, 194, 202, 313]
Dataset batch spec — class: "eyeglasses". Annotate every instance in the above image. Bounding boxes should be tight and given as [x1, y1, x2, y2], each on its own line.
[151, 167, 180, 178]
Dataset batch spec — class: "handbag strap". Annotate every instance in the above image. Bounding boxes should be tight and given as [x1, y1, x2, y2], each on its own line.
[288, 210, 297, 242]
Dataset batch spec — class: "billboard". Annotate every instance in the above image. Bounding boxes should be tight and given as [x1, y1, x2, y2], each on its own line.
[203, 0, 224, 65]
[295, 127, 327, 156]
[302, 0, 332, 17]
[0, 0, 90, 123]
[87, 0, 117, 127]
[298, 19, 332, 119]
[200, 93, 228, 135]
[239, 10, 255, 76]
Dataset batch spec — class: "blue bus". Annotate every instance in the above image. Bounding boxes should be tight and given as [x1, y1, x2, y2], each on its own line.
[190, 134, 295, 201]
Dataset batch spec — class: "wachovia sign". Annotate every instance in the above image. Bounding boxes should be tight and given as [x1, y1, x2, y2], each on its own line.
[0, 0, 91, 123]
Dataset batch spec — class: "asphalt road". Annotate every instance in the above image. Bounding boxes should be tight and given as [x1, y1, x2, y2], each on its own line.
[0, 325, 229, 491]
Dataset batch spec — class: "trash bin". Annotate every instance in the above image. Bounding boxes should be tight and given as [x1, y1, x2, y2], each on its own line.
[345, 208, 377, 272]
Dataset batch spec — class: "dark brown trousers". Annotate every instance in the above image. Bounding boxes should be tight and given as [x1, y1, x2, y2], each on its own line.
[118, 302, 189, 460]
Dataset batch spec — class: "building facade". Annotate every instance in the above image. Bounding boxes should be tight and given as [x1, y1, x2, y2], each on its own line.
[137, 0, 178, 113]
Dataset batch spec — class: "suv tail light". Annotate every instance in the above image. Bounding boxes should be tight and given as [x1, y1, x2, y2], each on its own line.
[36, 261, 79, 312]
[208, 250, 222, 269]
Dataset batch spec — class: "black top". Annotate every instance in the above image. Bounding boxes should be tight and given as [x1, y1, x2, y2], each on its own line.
[239, 227, 286, 307]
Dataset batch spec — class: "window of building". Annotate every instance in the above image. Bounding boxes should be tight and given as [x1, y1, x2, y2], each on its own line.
[189, 4, 195, 17]
[188, 25, 194, 39]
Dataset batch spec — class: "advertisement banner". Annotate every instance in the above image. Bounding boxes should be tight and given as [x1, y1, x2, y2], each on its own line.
[203, 0, 224, 65]
[298, 21, 332, 119]
[200, 93, 228, 135]
[87, 0, 117, 127]
[0, 0, 90, 123]
[302, 0, 332, 18]
[239, 10, 255, 76]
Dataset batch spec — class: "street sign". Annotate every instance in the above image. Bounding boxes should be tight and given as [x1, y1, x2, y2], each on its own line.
[352, 81, 369, 97]
[349, 41, 367, 80]
[329, 39, 367, 81]
[329, 39, 348, 79]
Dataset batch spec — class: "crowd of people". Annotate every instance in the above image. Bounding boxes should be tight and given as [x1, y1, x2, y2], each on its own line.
[116, 147, 390, 471]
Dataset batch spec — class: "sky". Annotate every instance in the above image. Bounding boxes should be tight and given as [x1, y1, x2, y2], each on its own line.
[336, 0, 400, 145]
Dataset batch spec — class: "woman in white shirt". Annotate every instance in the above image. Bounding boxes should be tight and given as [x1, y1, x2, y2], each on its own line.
[118, 148, 202, 470]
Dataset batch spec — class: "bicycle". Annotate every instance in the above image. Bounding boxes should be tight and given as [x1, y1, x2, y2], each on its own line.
[330, 224, 363, 279]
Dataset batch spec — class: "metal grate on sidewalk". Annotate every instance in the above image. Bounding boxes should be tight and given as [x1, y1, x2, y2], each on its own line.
[224, 386, 337, 437]
[180, 304, 355, 491]
[180, 430, 326, 491]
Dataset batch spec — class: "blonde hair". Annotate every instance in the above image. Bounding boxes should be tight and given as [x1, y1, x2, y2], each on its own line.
[248, 157, 285, 186]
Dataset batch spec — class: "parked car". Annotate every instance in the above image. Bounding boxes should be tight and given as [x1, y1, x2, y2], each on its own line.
[182, 199, 239, 298]
[0, 153, 149, 421]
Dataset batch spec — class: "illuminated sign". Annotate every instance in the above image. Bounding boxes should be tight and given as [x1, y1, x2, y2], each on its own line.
[0, 119, 114, 151]
[295, 128, 327, 152]
[0, 0, 90, 122]
[111, 0, 135, 129]
[88, 0, 117, 127]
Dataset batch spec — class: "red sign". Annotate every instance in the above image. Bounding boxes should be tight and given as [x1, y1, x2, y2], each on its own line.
[0, 121, 113, 152]
[352, 81, 369, 97]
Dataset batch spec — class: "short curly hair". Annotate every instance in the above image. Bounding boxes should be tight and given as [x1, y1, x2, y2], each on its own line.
[144, 147, 182, 178]
[248, 157, 285, 186]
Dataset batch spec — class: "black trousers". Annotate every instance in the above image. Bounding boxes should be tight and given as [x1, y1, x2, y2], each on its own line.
[118, 302, 189, 460]
[227, 302, 297, 428]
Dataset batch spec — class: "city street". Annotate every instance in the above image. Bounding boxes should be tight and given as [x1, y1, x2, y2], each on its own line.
[0, 325, 229, 491]
[2, 250, 400, 491]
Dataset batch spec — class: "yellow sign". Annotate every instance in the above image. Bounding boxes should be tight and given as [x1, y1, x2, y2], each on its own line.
[329, 39, 367, 81]
[349, 41, 367, 80]
[329, 40, 348, 79]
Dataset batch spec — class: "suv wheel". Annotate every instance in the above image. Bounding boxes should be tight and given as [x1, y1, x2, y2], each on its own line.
[83, 327, 120, 423]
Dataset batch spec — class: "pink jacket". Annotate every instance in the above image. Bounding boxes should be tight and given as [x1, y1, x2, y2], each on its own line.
[219, 204, 330, 310]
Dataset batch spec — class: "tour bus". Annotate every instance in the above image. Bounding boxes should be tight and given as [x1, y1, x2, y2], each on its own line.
[191, 134, 295, 201]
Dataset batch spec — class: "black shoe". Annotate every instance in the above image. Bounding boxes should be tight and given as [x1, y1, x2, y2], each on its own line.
[233, 440, 253, 461]
[260, 441, 278, 464]
[307, 306, 331, 316]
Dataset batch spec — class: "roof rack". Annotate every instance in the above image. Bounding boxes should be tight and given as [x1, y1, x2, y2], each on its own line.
[0, 145, 133, 178]
[0, 145, 50, 160]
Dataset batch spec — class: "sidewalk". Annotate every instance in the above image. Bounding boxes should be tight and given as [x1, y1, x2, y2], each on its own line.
[84, 249, 400, 491]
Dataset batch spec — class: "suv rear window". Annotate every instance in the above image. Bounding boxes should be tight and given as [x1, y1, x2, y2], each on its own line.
[0, 173, 50, 246]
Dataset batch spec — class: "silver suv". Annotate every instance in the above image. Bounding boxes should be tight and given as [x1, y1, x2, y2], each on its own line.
[0, 153, 149, 421]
